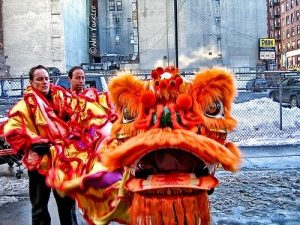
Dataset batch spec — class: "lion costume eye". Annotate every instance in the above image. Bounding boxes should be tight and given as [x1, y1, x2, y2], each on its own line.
[205, 100, 224, 118]
[122, 107, 135, 123]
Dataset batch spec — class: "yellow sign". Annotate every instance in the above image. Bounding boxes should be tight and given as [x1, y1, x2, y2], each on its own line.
[259, 38, 275, 48]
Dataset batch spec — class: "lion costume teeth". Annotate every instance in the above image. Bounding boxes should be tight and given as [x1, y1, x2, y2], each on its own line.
[97, 67, 242, 225]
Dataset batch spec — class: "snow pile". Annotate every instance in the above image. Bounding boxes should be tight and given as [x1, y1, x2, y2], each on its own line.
[229, 97, 300, 146]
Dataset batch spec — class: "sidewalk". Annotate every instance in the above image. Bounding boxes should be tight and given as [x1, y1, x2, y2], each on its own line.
[240, 144, 300, 170]
[1, 144, 299, 225]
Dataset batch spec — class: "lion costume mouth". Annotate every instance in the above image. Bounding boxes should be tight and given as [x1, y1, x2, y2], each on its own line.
[125, 148, 219, 194]
[102, 128, 241, 193]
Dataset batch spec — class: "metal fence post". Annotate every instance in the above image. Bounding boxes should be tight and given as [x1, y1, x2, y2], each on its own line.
[279, 72, 283, 130]
[20, 76, 24, 96]
[0, 80, 5, 97]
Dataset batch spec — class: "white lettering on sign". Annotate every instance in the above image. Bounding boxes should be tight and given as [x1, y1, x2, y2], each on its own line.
[89, 4, 98, 55]
[259, 51, 275, 60]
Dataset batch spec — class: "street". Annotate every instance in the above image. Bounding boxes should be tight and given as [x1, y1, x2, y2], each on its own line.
[0, 145, 299, 225]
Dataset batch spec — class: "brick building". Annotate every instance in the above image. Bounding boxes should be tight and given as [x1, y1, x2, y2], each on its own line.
[267, 0, 300, 69]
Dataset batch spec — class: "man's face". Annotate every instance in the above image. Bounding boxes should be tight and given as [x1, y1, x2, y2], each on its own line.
[69, 69, 85, 93]
[30, 68, 50, 95]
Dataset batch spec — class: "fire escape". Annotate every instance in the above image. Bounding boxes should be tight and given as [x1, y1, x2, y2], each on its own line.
[268, 0, 281, 68]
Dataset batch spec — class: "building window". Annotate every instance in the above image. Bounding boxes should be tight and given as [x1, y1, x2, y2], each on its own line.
[298, 39, 300, 48]
[282, 18, 285, 27]
[287, 57, 292, 67]
[275, 30, 281, 40]
[292, 41, 296, 49]
[297, 0, 300, 6]
[113, 15, 119, 23]
[292, 27, 295, 36]
[116, 0, 122, 11]
[287, 29, 290, 38]
[288, 42, 291, 50]
[296, 10, 300, 20]
[108, 0, 115, 11]
[291, 0, 295, 8]
[115, 35, 120, 45]
[286, 2, 290, 11]
[291, 12, 295, 23]
[286, 15, 290, 25]
[298, 25, 300, 34]
[269, 0, 273, 7]
[292, 56, 296, 65]
[281, 4, 285, 13]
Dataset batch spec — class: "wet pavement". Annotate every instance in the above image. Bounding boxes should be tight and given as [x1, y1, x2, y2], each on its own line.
[211, 169, 300, 225]
[0, 145, 299, 225]
[211, 144, 300, 225]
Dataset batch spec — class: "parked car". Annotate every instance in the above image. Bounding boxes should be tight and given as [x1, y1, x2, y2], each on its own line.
[55, 74, 108, 92]
[264, 70, 300, 87]
[269, 78, 300, 108]
[246, 77, 268, 91]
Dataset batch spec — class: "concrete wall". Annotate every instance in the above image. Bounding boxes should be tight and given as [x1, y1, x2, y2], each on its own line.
[63, 0, 89, 70]
[138, 0, 173, 70]
[2, 0, 56, 76]
[2, 0, 89, 76]
[137, 0, 267, 70]
[221, 0, 268, 67]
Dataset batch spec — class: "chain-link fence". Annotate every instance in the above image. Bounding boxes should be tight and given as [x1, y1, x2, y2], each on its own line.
[1, 71, 300, 143]
[229, 71, 300, 143]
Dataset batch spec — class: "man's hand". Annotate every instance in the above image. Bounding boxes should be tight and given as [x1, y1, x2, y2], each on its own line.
[27, 150, 41, 170]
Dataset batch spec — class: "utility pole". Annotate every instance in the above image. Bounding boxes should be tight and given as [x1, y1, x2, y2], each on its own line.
[174, 0, 178, 68]
[0, 0, 3, 56]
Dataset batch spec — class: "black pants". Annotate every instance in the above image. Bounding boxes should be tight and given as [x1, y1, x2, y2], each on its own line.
[28, 170, 78, 225]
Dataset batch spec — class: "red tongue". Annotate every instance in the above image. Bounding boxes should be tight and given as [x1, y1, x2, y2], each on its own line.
[126, 173, 219, 192]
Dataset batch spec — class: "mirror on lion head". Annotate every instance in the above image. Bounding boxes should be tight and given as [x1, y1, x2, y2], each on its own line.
[98, 66, 242, 225]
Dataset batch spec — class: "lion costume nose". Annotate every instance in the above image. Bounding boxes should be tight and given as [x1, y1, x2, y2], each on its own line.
[152, 106, 183, 129]
[152, 106, 173, 128]
[160, 107, 172, 128]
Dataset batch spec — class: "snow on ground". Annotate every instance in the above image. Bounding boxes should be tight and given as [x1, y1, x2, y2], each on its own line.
[0, 174, 28, 206]
[229, 97, 300, 146]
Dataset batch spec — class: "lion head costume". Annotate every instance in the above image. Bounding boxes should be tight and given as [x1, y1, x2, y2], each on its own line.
[92, 67, 242, 225]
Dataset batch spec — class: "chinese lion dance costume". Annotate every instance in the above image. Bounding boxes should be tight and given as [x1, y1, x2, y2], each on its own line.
[1, 67, 242, 225]
[69, 67, 241, 225]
